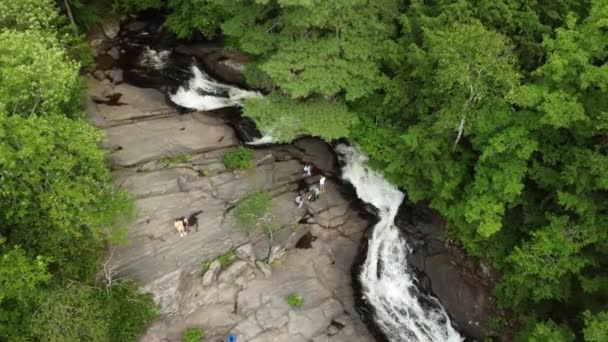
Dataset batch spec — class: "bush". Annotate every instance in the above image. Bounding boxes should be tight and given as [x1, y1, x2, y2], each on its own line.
[286, 293, 303, 308]
[233, 192, 273, 231]
[222, 146, 254, 170]
[103, 281, 158, 342]
[183, 327, 204, 342]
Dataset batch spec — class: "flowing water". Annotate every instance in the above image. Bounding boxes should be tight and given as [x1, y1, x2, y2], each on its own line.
[337, 144, 463, 342]
[170, 65, 262, 111]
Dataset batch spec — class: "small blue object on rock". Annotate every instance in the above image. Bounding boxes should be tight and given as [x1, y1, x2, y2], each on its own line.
[226, 333, 238, 342]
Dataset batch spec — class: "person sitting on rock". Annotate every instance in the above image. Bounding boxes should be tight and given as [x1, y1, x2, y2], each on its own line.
[302, 164, 312, 177]
[308, 185, 321, 202]
[174, 218, 187, 237]
[295, 194, 304, 208]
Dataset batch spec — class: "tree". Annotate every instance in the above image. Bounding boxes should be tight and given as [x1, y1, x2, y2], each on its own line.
[0, 113, 133, 280]
[515, 319, 575, 342]
[0, 30, 82, 117]
[30, 283, 109, 342]
[584, 311, 608, 342]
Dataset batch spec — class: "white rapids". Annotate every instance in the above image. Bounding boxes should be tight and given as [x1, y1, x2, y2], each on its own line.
[337, 144, 462, 342]
[246, 134, 275, 146]
[170, 65, 262, 112]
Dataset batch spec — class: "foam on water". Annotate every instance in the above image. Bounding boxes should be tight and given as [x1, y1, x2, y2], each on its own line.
[139, 47, 171, 70]
[170, 65, 262, 111]
[246, 134, 275, 145]
[337, 144, 463, 342]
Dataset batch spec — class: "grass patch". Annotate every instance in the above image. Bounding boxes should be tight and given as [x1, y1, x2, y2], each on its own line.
[222, 146, 254, 170]
[201, 250, 236, 274]
[285, 293, 303, 308]
[161, 154, 191, 164]
[234, 192, 273, 232]
[182, 327, 204, 342]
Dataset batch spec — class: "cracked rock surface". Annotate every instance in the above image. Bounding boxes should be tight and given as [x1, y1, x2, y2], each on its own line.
[88, 77, 374, 341]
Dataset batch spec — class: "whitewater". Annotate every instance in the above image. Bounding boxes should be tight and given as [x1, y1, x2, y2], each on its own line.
[337, 144, 462, 342]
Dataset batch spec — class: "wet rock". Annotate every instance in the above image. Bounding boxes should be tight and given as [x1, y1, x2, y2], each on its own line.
[125, 20, 148, 33]
[101, 17, 120, 39]
[107, 47, 120, 60]
[202, 260, 221, 286]
[95, 54, 116, 70]
[232, 116, 264, 143]
[397, 201, 495, 340]
[201, 50, 249, 87]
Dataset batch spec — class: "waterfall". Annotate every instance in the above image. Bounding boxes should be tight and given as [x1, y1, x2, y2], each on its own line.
[337, 144, 463, 342]
[139, 47, 171, 70]
[170, 65, 262, 112]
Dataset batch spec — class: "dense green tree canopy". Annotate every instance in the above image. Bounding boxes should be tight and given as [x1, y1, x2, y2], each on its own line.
[0, 1, 156, 340]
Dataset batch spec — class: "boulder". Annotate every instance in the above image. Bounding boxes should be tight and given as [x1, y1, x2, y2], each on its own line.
[235, 243, 255, 261]
[202, 260, 221, 286]
[101, 17, 120, 39]
[201, 50, 248, 87]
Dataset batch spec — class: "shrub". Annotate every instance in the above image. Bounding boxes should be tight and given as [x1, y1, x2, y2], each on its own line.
[285, 293, 303, 308]
[222, 146, 254, 170]
[103, 281, 158, 342]
[233, 192, 273, 231]
[183, 327, 204, 342]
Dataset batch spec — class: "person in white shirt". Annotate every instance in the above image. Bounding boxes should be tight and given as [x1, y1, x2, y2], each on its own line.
[319, 176, 326, 191]
[303, 164, 312, 176]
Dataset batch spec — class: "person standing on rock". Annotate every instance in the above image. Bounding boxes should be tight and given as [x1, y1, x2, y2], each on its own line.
[295, 194, 304, 208]
[319, 176, 326, 192]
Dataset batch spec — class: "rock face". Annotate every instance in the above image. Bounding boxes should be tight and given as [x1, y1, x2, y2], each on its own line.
[395, 201, 498, 340]
[87, 75, 373, 341]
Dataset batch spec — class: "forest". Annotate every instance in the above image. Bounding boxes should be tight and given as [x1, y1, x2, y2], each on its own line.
[2, 0, 607, 340]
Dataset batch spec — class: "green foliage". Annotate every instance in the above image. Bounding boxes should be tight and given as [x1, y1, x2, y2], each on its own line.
[183, 327, 205, 342]
[515, 319, 575, 342]
[0, 114, 134, 280]
[162, 154, 191, 164]
[166, 0, 225, 39]
[30, 283, 109, 342]
[285, 293, 303, 308]
[103, 281, 158, 342]
[233, 192, 273, 232]
[0, 30, 82, 117]
[584, 311, 608, 342]
[244, 94, 352, 142]
[223, 146, 254, 170]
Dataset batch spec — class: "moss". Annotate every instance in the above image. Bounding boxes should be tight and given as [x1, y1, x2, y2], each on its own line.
[161, 154, 191, 164]
[285, 293, 303, 308]
[182, 327, 204, 342]
[222, 146, 254, 170]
